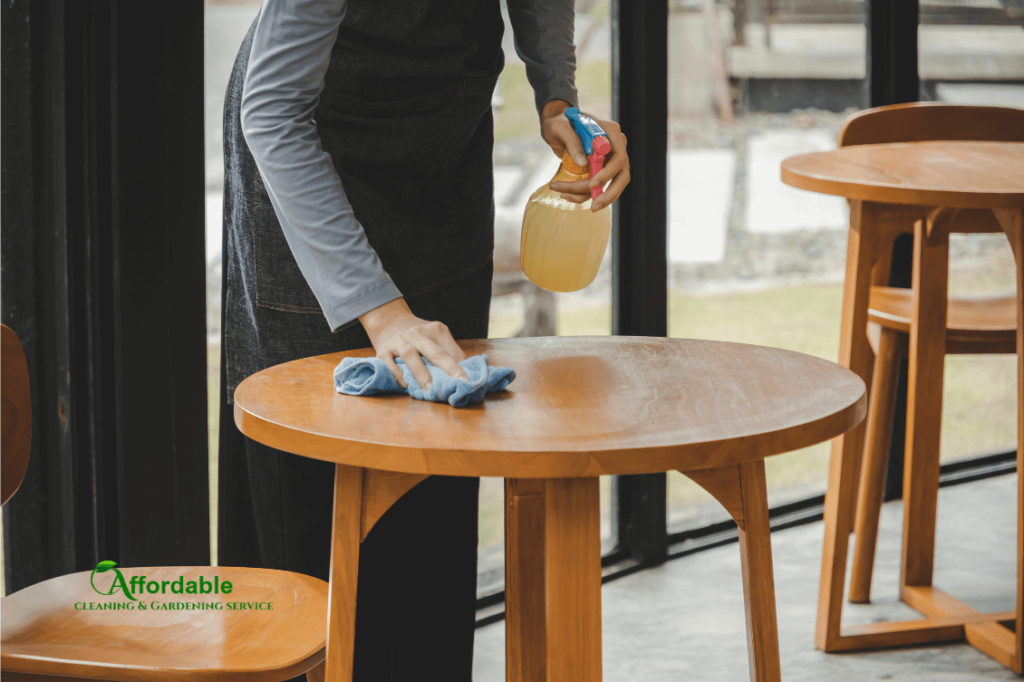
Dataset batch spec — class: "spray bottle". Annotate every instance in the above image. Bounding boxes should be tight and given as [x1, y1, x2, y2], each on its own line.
[520, 108, 612, 293]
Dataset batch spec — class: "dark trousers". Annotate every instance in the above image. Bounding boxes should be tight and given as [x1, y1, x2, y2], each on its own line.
[232, 259, 493, 682]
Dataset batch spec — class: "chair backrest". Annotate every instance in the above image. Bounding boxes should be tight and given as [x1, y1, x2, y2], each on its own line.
[839, 102, 1024, 148]
[2, 324, 32, 506]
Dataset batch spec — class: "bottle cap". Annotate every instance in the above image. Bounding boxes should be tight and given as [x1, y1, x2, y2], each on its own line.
[561, 152, 589, 175]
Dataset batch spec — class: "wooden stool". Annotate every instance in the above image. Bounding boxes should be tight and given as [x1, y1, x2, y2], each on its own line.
[0, 324, 330, 682]
[834, 101, 1024, 534]
[842, 103, 1024, 630]
[850, 288, 1017, 604]
[780, 102, 1024, 672]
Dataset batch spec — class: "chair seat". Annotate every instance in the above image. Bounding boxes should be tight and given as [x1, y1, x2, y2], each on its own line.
[1, 566, 327, 682]
[868, 286, 1017, 350]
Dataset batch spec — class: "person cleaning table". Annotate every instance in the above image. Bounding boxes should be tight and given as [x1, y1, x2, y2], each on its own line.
[218, 1, 630, 680]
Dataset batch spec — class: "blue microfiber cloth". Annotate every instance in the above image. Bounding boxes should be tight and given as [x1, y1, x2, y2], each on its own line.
[333, 353, 515, 407]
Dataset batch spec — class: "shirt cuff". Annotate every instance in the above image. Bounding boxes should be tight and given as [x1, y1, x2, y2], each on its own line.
[535, 82, 579, 115]
[323, 278, 404, 333]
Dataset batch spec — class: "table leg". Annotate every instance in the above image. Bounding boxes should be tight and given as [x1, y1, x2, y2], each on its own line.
[687, 462, 781, 682]
[994, 207, 1024, 674]
[1014, 209, 1024, 675]
[505, 477, 603, 682]
[901, 214, 949, 590]
[850, 326, 904, 604]
[739, 461, 782, 682]
[816, 200, 880, 650]
[325, 464, 363, 682]
[323, 466, 429, 682]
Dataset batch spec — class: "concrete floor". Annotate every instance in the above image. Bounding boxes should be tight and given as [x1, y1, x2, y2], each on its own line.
[473, 474, 1019, 681]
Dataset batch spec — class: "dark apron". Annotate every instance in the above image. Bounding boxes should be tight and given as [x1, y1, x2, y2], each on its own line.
[218, 3, 503, 679]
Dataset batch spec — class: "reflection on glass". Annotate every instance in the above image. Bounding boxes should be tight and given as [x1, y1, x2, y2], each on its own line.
[666, 0, 866, 532]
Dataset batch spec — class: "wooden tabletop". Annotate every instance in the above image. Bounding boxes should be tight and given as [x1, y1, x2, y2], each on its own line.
[781, 141, 1024, 209]
[234, 337, 865, 478]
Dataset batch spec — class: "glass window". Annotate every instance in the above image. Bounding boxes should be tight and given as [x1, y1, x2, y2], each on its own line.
[666, 0, 867, 531]
[919, 2, 1022, 464]
[481, 0, 616, 598]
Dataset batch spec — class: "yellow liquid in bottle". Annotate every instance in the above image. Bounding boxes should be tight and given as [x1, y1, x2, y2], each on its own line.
[520, 156, 612, 293]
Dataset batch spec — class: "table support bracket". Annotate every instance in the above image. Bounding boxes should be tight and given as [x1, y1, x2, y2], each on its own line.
[684, 462, 783, 682]
[359, 470, 429, 542]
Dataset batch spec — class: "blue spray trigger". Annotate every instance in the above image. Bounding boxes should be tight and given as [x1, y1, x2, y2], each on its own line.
[565, 107, 607, 156]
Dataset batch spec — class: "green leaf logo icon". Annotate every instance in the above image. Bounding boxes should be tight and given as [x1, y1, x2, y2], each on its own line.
[90, 560, 137, 601]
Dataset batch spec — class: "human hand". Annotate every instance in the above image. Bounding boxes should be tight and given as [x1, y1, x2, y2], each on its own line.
[538, 99, 631, 212]
[358, 298, 469, 392]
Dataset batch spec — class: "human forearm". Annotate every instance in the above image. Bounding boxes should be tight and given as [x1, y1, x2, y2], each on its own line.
[241, 0, 402, 332]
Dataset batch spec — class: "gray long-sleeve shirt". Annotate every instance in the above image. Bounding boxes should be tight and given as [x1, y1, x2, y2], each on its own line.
[240, 0, 578, 332]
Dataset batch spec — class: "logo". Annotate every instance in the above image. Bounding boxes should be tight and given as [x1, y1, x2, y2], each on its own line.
[90, 560, 137, 601]
[78, 561, 272, 612]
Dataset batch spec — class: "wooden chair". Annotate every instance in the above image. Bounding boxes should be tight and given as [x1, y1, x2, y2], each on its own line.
[839, 103, 1024, 604]
[0, 324, 330, 682]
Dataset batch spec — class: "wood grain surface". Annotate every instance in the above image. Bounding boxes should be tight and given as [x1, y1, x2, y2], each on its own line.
[781, 141, 1024, 209]
[234, 337, 866, 479]
[850, 326, 904, 604]
[838, 102, 1024, 149]
[869, 286, 1017, 337]
[504, 477, 602, 682]
[325, 465, 362, 682]
[800, 114, 1024, 671]
[1, 567, 327, 682]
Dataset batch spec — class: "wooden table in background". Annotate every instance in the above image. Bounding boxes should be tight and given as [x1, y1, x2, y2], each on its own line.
[782, 140, 1024, 671]
[234, 336, 866, 682]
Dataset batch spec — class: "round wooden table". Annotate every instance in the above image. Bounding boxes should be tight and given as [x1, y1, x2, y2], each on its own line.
[783, 141, 1024, 671]
[234, 336, 866, 682]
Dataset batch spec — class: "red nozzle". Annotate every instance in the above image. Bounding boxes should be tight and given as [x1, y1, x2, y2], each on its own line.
[589, 136, 612, 200]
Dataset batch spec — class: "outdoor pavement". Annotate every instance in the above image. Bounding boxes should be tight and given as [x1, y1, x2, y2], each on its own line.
[744, 129, 848, 235]
[474, 474, 1020, 682]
